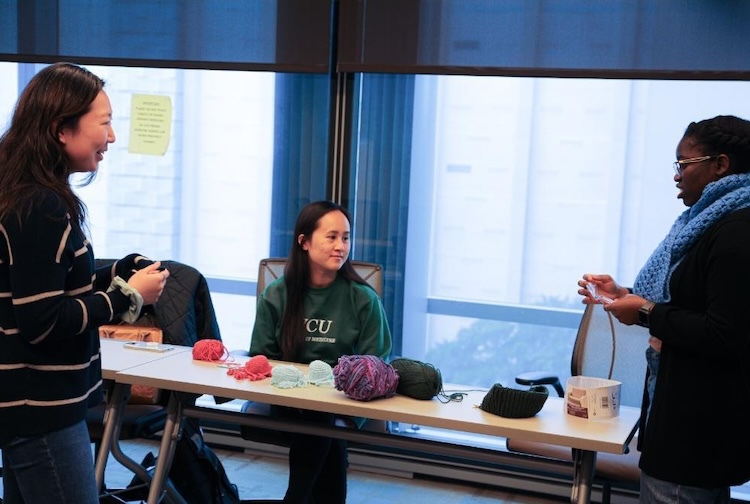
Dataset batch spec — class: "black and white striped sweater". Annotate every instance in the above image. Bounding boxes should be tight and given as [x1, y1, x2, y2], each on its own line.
[0, 190, 142, 445]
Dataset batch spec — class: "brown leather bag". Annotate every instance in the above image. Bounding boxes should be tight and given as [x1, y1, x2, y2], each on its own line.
[99, 322, 164, 404]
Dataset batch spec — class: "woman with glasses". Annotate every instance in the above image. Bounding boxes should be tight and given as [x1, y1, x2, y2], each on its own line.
[579, 115, 750, 503]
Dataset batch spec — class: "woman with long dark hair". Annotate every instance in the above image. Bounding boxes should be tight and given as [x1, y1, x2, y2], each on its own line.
[251, 200, 392, 503]
[0, 62, 168, 503]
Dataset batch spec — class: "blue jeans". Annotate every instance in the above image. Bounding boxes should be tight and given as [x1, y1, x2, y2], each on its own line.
[640, 471, 730, 504]
[1, 419, 99, 504]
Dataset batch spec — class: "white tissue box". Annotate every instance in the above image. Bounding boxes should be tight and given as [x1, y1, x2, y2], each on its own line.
[565, 376, 621, 419]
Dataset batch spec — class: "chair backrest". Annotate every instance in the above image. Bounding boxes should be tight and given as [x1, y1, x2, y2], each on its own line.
[96, 258, 221, 347]
[256, 257, 383, 298]
[572, 303, 650, 408]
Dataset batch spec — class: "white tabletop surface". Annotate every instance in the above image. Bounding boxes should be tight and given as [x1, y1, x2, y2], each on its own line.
[113, 349, 640, 455]
[99, 337, 192, 380]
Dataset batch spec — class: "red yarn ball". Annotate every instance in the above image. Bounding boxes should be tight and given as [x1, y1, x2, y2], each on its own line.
[227, 355, 273, 381]
[192, 339, 230, 362]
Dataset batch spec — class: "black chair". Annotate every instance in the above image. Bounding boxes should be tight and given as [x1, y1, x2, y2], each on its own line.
[507, 302, 648, 503]
[89, 258, 223, 500]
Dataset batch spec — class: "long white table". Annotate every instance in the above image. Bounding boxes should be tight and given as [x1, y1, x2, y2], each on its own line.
[105, 348, 640, 504]
[95, 338, 192, 498]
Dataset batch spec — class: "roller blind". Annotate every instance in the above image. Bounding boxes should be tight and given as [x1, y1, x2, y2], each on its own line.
[337, 0, 750, 79]
[0, 0, 333, 73]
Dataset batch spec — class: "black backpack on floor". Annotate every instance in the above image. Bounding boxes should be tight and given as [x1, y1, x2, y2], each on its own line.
[127, 417, 240, 504]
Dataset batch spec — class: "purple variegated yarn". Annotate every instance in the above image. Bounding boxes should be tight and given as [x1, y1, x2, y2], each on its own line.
[333, 355, 399, 401]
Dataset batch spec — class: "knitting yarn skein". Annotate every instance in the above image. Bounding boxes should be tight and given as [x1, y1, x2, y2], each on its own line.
[192, 339, 231, 362]
[391, 357, 442, 400]
[308, 360, 335, 387]
[333, 355, 398, 401]
[271, 364, 308, 389]
[227, 355, 273, 381]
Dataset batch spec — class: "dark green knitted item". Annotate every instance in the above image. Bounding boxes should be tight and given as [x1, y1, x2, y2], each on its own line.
[391, 357, 442, 400]
[479, 384, 549, 418]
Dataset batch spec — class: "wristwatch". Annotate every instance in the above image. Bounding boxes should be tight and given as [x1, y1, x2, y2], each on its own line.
[637, 301, 656, 328]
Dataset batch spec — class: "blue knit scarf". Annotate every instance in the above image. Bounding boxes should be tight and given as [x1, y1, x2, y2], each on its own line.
[633, 173, 750, 303]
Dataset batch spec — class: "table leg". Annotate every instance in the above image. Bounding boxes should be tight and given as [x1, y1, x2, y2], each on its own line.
[147, 393, 185, 504]
[570, 448, 596, 504]
[95, 383, 127, 491]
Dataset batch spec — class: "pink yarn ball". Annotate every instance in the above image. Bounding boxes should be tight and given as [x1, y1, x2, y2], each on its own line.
[333, 355, 398, 401]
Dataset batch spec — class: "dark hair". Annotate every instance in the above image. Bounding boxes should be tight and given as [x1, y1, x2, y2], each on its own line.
[683, 115, 750, 174]
[280, 200, 368, 361]
[0, 62, 105, 227]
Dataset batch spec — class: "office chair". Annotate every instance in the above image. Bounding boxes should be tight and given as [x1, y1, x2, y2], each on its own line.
[237, 257, 389, 445]
[507, 302, 649, 503]
[88, 258, 223, 498]
[254, 257, 383, 298]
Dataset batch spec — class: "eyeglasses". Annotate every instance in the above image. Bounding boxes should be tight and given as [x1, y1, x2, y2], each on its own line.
[673, 155, 718, 176]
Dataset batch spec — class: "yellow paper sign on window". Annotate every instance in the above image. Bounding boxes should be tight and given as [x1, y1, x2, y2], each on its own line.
[128, 94, 172, 156]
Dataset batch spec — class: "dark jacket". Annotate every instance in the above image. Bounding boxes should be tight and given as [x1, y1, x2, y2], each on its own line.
[641, 208, 750, 487]
[97, 258, 222, 347]
[151, 260, 222, 346]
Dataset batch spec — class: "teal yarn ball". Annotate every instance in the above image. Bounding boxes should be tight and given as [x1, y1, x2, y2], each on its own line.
[308, 360, 335, 387]
[271, 365, 307, 389]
